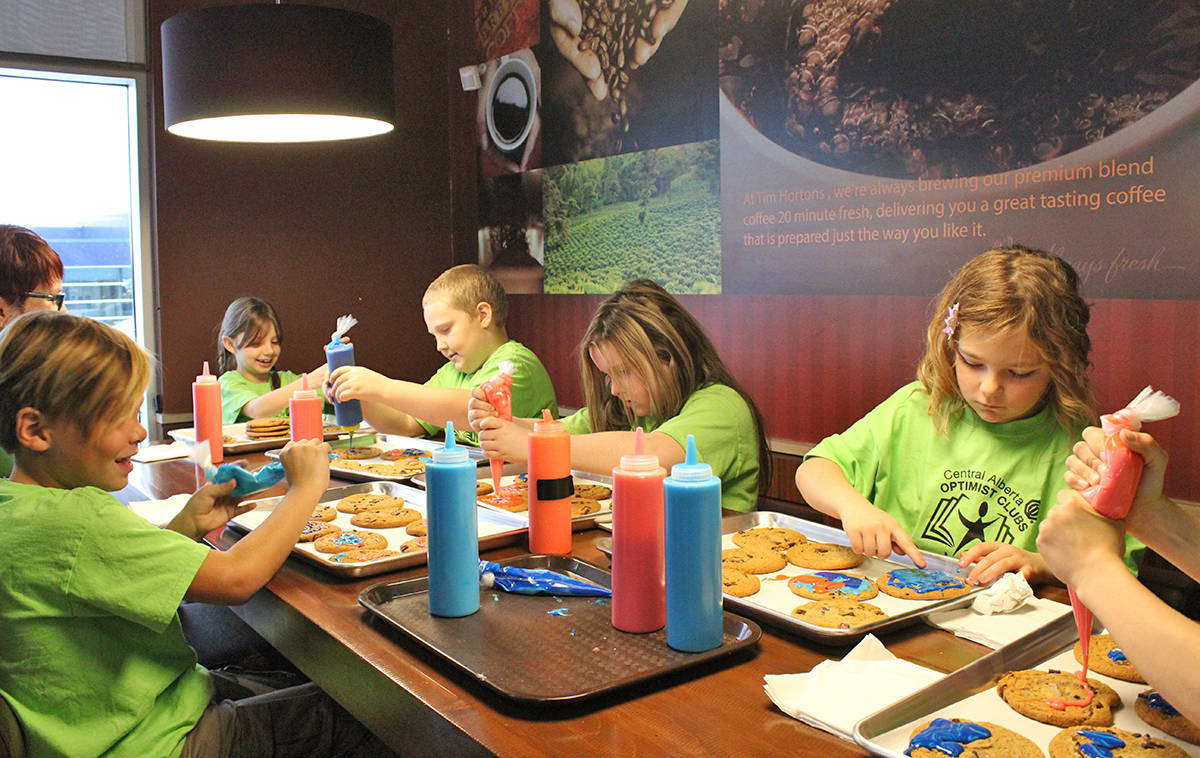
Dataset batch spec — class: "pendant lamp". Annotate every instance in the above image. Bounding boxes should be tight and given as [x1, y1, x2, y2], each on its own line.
[161, 4, 395, 143]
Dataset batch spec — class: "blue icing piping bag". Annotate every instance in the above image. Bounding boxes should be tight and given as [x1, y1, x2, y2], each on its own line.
[479, 561, 612, 597]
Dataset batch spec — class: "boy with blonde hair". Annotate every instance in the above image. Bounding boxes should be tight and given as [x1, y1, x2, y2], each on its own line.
[329, 264, 556, 444]
[0, 311, 388, 757]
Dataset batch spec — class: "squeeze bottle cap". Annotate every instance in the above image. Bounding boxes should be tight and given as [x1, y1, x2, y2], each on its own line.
[533, 408, 563, 433]
[669, 435, 713, 482]
[619, 426, 660, 472]
[431, 421, 469, 463]
[196, 361, 217, 383]
[293, 372, 318, 398]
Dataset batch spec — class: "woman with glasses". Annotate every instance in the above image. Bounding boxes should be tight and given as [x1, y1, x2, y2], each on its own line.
[0, 224, 66, 477]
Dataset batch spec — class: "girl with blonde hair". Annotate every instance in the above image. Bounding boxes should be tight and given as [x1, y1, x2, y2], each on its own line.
[796, 244, 1141, 584]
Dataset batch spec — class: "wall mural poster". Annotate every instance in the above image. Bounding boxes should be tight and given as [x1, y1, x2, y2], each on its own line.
[479, 171, 546, 293]
[717, 0, 1200, 298]
[542, 140, 722, 293]
[473, 0, 541, 61]
[536, 0, 719, 165]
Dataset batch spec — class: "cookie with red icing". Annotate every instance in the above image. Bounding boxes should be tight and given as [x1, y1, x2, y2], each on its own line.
[996, 669, 1121, 727]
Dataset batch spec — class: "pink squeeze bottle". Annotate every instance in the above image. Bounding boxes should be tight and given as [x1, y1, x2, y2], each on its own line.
[611, 427, 667, 633]
[289, 373, 323, 442]
[1070, 386, 1179, 687]
[192, 361, 223, 464]
[480, 360, 514, 494]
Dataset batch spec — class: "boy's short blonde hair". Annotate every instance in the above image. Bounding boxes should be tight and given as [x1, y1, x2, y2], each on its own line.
[423, 264, 508, 329]
[0, 311, 150, 452]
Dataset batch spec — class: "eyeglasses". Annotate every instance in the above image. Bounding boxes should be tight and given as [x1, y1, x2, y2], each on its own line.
[23, 292, 65, 310]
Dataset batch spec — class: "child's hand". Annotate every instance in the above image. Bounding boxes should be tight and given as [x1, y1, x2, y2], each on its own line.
[169, 479, 248, 540]
[1065, 426, 1169, 531]
[837, 499, 926, 567]
[328, 365, 388, 404]
[278, 438, 331, 496]
[957, 542, 1049, 585]
[467, 385, 497, 433]
[307, 362, 330, 387]
[1038, 487, 1127, 587]
[475, 414, 530, 464]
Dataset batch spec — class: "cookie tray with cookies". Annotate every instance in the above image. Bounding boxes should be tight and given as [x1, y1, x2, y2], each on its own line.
[719, 511, 988, 645]
[855, 613, 1198, 755]
[411, 469, 615, 531]
[358, 554, 761, 704]
[170, 419, 374, 454]
[227, 480, 529, 579]
[266, 435, 483, 485]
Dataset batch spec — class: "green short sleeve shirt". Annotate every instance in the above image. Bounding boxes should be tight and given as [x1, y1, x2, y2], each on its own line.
[218, 369, 328, 424]
[561, 384, 761, 512]
[0, 481, 212, 757]
[419, 340, 557, 445]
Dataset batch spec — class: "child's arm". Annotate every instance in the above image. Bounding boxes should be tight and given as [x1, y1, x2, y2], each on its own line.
[184, 439, 331, 605]
[329, 366, 471, 436]
[956, 542, 1052, 585]
[240, 364, 330, 420]
[166, 478, 243, 540]
[1039, 487, 1200, 725]
[794, 456, 926, 566]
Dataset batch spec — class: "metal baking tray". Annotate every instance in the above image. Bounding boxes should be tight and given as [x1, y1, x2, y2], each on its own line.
[227, 480, 527, 578]
[266, 435, 484, 484]
[412, 468, 613, 531]
[170, 418, 371, 454]
[721, 511, 987, 645]
[856, 614, 1198, 755]
[358, 554, 761, 704]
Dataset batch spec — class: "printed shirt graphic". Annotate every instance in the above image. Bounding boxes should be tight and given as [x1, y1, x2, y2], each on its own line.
[807, 382, 1143, 571]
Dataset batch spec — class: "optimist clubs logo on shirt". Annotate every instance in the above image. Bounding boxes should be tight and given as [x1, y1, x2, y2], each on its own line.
[919, 468, 1041, 552]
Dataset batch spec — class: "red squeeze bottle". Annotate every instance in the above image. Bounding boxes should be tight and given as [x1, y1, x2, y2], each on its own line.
[192, 361, 223, 464]
[289, 373, 323, 442]
[527, 409, 572, 555]
[480, 360, 514, 494]
[611, 427, 666, 633]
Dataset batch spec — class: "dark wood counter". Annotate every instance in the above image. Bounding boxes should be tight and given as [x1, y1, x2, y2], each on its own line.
[131, 453, 1011, 757]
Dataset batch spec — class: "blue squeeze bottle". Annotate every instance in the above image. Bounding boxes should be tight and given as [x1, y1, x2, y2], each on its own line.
[425, 422, 480, 617]
[325, 337, 362, 428]
[664, 435, 724, 652]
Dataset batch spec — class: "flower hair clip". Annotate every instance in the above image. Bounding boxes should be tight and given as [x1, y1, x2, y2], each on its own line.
[942, 302, 960, 342]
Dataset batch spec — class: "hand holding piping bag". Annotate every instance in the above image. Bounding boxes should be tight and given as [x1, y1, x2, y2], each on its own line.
[1069, 386, 1180, 687]
[480, 360, 514, 493]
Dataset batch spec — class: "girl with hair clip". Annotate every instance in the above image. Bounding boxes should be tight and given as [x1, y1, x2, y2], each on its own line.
[216, 296, 332, 424]
[469, 279, 769, 512]
[796, 244, 1142, 585]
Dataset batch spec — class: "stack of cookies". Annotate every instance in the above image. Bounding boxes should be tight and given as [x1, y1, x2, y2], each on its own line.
[245, 416, 290, 439]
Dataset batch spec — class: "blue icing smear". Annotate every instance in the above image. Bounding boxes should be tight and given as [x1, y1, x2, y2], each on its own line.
[792, 571, 875, 597]
[1076, 730, 1124, 758]
[1106, 648, 1129, 664]
[904, 718, 990, 756]
[886, 568, 966, 592]
[1142, 691, 1181, 716]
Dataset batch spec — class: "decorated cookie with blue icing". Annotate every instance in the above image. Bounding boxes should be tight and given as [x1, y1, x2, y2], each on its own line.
[1048, 725, 1188, 758]
[1135, 689, 1200, 746]
[313, 529, 388, 553]
[876, 567, 970, 600]
[905, 718, 1042, 757]
[1074, 634, 1144, 683]
[787, 571, 878, 601]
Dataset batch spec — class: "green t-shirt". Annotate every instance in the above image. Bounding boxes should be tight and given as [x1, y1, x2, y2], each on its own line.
[561, 383, 761, 513]
[218, 369, 329, 424]
[0, 449, 11, 478]
[0, 481, 212, 758]
[419, 340, 557, 445]
[806, 382, 1143, 572]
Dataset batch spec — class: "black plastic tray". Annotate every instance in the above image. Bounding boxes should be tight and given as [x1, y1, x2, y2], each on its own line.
[358, 554, 761, 703]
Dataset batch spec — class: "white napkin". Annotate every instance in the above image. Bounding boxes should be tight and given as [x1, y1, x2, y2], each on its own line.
[971, 572, 1033, 614]
[126, 493, 190, 527]
[925, 594, 1073, 648]
[131, 441, 192, 463]
[763, 634, 943, 741]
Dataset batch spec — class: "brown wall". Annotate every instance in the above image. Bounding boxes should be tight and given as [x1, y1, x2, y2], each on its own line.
[509, 294, 1200, 503]
[150, 0, 454, 416]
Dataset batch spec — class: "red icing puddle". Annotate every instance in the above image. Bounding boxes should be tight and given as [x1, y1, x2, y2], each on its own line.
[1046, 675, 1095, 710]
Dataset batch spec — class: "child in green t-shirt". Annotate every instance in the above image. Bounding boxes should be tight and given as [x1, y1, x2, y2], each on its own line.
[467, 279, 770, 513]
[0, 311, 388, 757]
[328, 264, 557, 445]
[216, 296, 332, 424]
[795, 244, 1141, 585]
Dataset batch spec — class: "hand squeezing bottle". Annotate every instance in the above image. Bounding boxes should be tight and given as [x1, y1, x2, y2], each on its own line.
[611, 427, 666, 633]
[1070, 386, 1179, 692]
[325, 314, 362, 442]
[480, 360, 514, 494]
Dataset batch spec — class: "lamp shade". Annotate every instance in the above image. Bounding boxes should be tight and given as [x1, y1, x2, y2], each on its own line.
[161, 4, 395, 142]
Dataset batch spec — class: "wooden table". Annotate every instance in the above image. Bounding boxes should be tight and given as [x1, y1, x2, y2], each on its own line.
[129, 453, 1016, 757]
